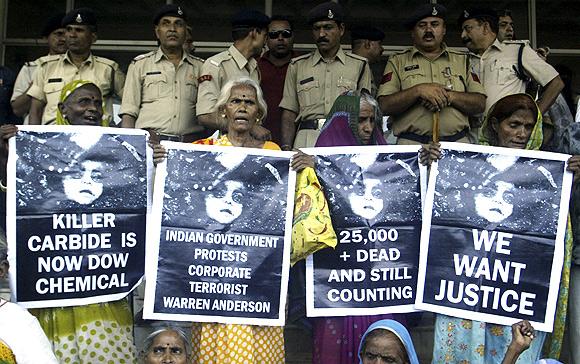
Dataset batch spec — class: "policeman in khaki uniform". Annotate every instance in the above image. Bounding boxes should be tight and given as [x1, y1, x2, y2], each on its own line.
[279, 1, 372, 150]
[458, 8, 563, 115]
[27, 8, 125, 125]
[11, 13, 66, 123]
[120, 5, 206, 141]
[196, 9, 270, 132]
[378, 4, 486, 145]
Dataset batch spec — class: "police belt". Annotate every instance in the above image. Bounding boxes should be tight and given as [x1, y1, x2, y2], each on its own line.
[298, 119, 325, 131]
[145, 129, 211, 143]
[398, 127, 469, 144]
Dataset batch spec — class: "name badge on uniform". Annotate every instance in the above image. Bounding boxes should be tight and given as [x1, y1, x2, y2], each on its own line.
[404, 65, 419, 72]
[145, 71, 162, 76]
[299, 77, 314, 85]
[48, 78, 63, 83]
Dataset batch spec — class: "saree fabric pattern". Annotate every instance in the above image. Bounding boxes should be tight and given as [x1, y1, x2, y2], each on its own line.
[191, 134, 285, 363]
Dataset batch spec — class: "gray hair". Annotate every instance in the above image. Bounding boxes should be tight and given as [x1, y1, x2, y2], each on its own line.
[360, 92, 382, 127]
[213, 76, 268, 122]
[141, 326, 191, 362]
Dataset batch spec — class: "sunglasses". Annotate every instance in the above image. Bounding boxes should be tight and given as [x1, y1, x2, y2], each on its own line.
[268, 29, 293, 39]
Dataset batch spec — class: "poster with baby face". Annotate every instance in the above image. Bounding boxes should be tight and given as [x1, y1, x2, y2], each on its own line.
[143, 142, 295, 326]
[416, 142, 573, 332]
[7, 125, 150, 308]
[304, 146, 425, 316]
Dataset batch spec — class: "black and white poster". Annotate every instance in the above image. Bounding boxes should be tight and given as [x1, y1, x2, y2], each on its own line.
[416, 142, 573, 332]
[7, 125, 150, 308]
[304, 146, 425, 316]
[143, 143, 295, 326]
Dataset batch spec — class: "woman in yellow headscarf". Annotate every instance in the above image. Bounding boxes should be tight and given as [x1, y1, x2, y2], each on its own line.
[0, 80, 137, 364]
[422, 94, 579, 363]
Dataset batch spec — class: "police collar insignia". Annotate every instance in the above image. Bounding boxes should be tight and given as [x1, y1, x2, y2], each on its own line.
[328, 9, 334, 19]
[432, 6, 438, 16]
[464, 10, 469, 18]
[177, 7, 183, 16]
[76, 14, 82, 23]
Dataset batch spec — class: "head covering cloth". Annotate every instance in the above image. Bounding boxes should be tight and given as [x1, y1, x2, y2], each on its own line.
[357, 319, 419, 364]
[480, 93, 573, 359]
[55, 80, 107, 126]
[315, 91, 387, 147]
[479, 93, 542, 150]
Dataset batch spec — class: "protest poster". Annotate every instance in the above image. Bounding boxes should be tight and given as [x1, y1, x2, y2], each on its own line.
[7, 125, 150, 308]
[304, 146, 425, 316]
[416, 142, 573, 332]
[143, 143, 295, 326]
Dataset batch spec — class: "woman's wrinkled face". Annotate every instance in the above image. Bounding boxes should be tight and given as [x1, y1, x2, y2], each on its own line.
[59, 84, 103, 126]
[62, 160, 104, 205]
[224, 85, 259, 132]
[495, 108, 536, 149]
[205, 180, 244, 224]
[358, 102, 375, 145]
[349, 178, 384, 220]
[475, 180, 515, 223]
[144, 331, 187, 364]
[362, 332, 409, 364]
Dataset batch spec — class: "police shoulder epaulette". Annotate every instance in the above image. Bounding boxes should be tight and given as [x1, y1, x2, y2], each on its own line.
[207, 51, 232, 67]
[25, 59, 40, 67]
[394, 47, 413, 55]
[33, 54, 52, 65]
[503, 40, 529, 46]
[187, 54, 205, 64]
[37, 54, 60, 66]
[94, 57, 120, 74]
[387, 48, 412, 61]
[289, 52, 312, 64]
[447, 48, 470, 56]
[345, 52, 367, 62]
[94, 56, 118, 67]
[132, 51, 155, 62]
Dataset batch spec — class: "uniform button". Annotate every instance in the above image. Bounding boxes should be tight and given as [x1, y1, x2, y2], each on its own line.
[174, 96, 178, 99]
[173, 115, 176, 118]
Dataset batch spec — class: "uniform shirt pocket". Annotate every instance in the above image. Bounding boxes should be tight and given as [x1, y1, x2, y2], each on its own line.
[337, 77, 357, 93]
[401, 69, 426, 89]
[297, 79, 320, 107]
[143, 73, 169, 102]
[494, 60, 518, 85]
[44, 81, 65, 109]
[185, 79, 198, 101]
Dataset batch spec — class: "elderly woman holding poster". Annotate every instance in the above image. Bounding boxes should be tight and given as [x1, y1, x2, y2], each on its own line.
[421, 93, 580, 363]
[190, 77, 285, 363]
[0, 80, 137, 363]
[306, 91, 409, 364]
[152, 77, 295, 362]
